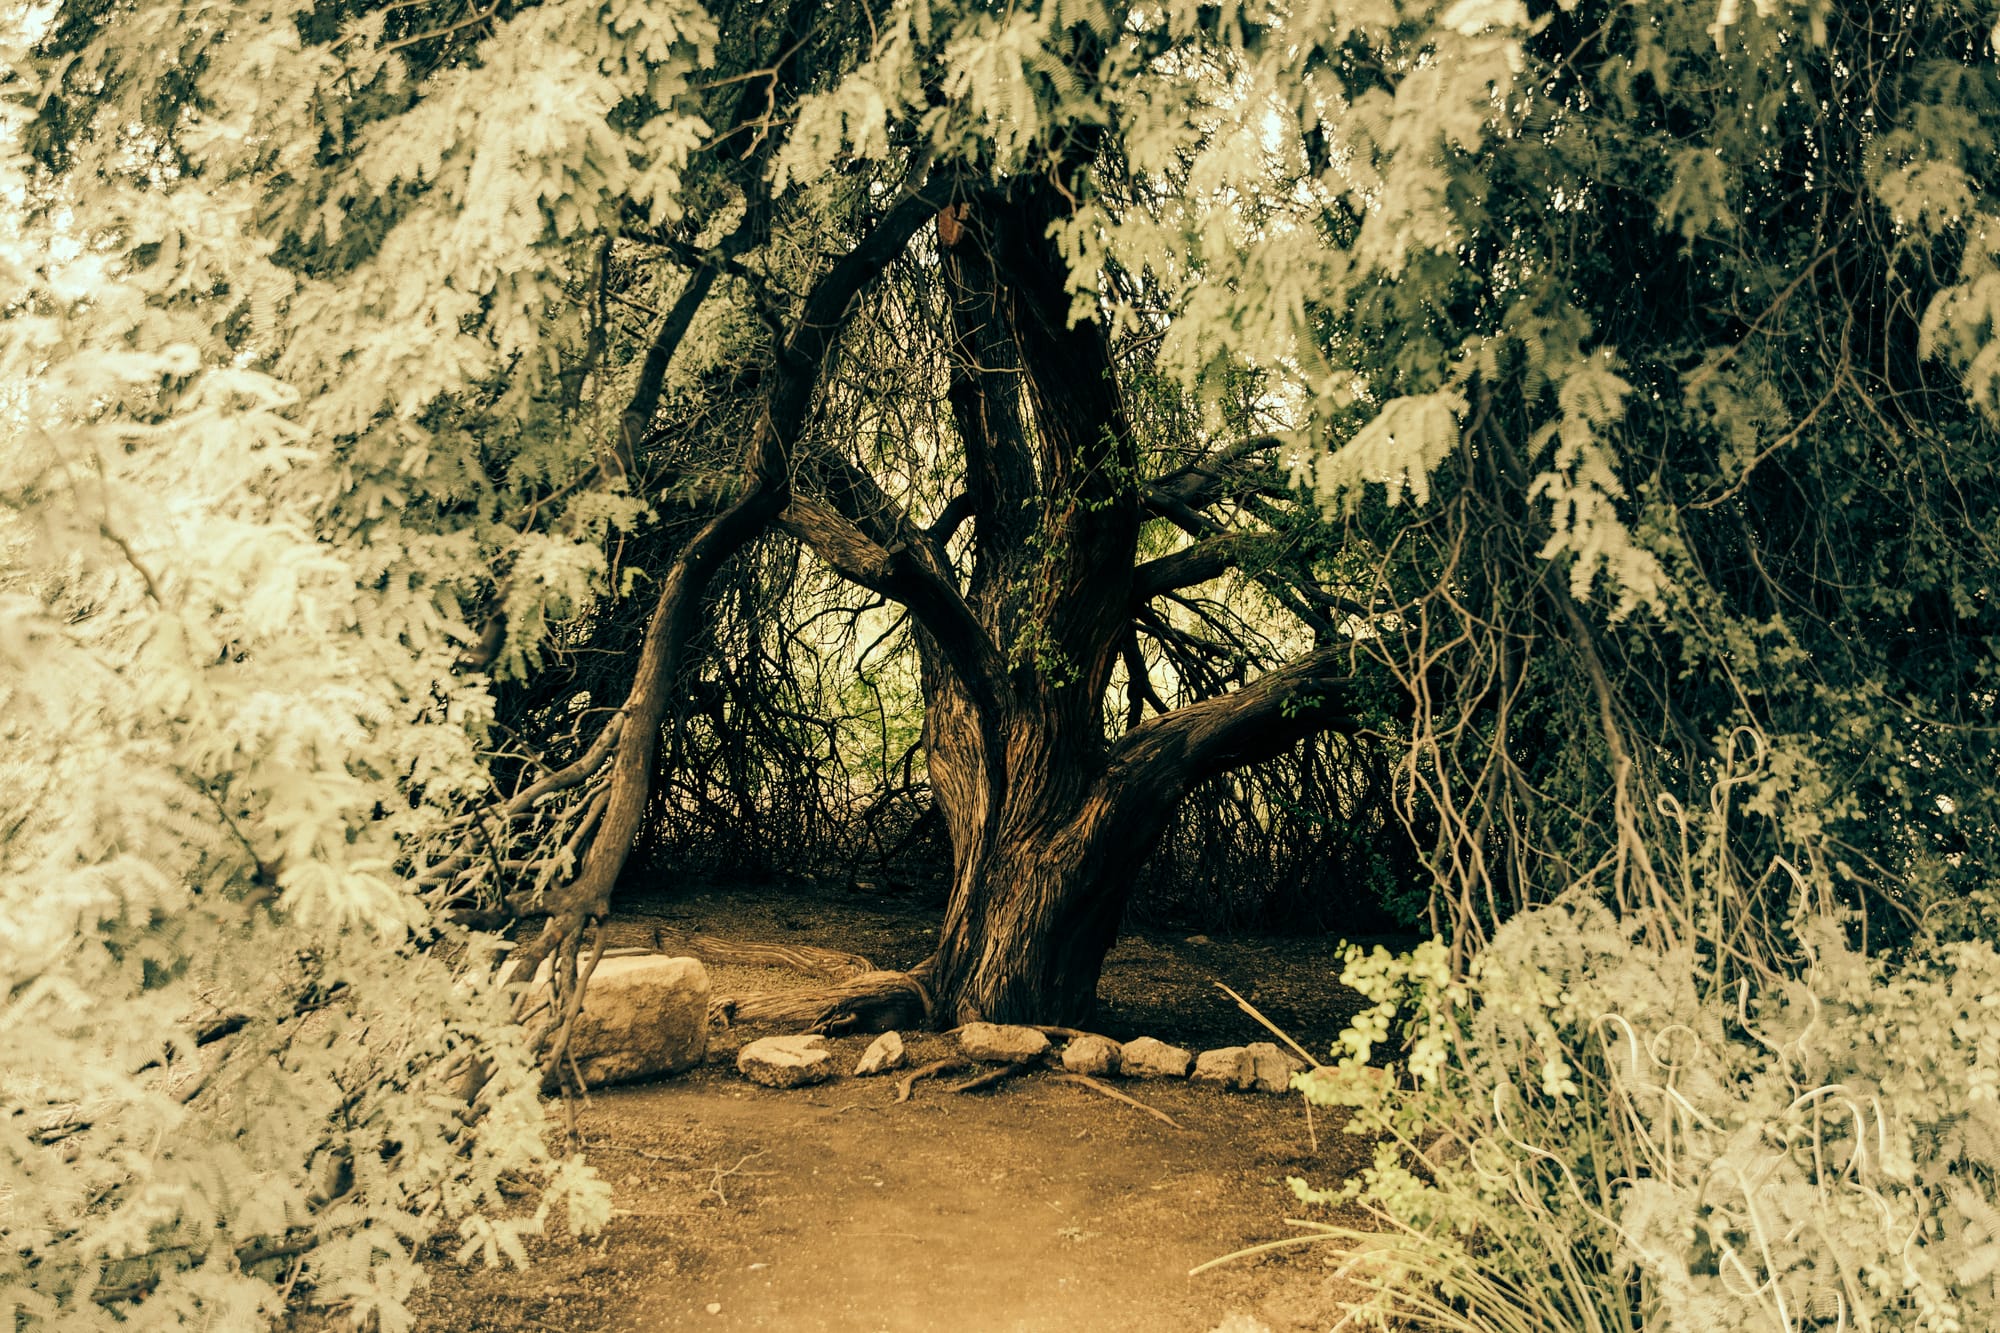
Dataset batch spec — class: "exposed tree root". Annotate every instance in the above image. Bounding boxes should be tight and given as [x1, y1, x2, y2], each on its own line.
[586, 917, 875, 979]
[717, 967, 932, 1034]
[946, 1060, 1038, 1094]
[895, 1058, 965, 1104]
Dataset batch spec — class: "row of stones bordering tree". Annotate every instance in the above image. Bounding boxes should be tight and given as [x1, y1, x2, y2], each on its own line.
[532, 950, 1311, 1104]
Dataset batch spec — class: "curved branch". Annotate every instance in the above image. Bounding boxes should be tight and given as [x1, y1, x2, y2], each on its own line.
[504, 172, 958, 987]
[777, 496, 1011, 719]
[1106, 647, 1363, 794]
[925, 490, 976, 548]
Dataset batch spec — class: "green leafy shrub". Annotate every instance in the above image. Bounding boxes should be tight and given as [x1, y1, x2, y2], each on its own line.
[1294, 874, 2000, 1332]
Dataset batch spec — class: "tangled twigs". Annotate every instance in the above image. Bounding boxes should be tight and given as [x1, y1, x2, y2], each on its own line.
[703, 1150, 771, 1207]
[420, 717, 626, 892]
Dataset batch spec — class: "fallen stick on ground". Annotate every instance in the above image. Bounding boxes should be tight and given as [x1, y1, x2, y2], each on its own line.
[895, 1058, 964, 1104]
[706, 1149, 769, 1207]
[946, 1059, 1039, 1094]
[1054, 1073, 1180, 1128]
[1212, 980, 1320, 1067]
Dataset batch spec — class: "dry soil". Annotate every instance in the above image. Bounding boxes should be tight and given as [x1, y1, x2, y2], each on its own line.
[401, 884, 1397, 1333]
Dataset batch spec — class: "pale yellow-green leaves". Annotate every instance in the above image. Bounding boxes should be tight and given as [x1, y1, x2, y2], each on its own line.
[1295, 891, 2000, 1333]
[1877, 160, 1978, 240]
[1655, 148, 1736, 240]
[1705, 0, 1779, 52]
[1529, 354, 1668, 618]
[1308, 389, 1467, 509]
[1920, 215, 2000, 423]
[0, 0, 664, 1317]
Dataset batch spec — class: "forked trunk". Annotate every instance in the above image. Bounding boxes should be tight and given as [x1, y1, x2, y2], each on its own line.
[928, 780, 1172, 1026]
[771, 177, 1366, 1029]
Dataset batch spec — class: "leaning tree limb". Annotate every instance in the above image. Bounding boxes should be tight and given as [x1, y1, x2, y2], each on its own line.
[499, 170, 961, 1046]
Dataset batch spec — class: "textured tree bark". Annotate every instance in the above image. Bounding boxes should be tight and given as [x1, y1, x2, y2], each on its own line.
[926, 769, 1170, 1025]
[767, 176, 1373, 1028]
[923, 646, 1363, 1025]
[911, 181, 1362, 1025]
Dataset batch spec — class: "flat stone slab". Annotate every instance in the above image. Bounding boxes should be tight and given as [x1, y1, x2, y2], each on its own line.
[854, 1030, 906, 1076]
[957, 1022, 1050, 1064]
[737, 1034, 833, 1088]
[1119, 1036, 1192, 1079]
[528, 954, 708, 1088]
[1060, 1034, 1121, 1077]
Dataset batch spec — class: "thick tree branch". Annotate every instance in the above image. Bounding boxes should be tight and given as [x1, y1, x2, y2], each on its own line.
[1142, 485, 1227, 538]
[776, 496, 1012, 718]
[926, 491, 976, 548]
[938, 202, 1038, 602]
[1147, 434, 1286, 510]
[1106, 647, 1362, 793]
[983, 179, 1141, 699]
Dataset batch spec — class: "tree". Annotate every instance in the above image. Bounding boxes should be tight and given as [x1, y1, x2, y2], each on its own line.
[773, 177, 1381, 1023]
[14, 0, 2000, 1324]
[396, 0, 1421, 1029]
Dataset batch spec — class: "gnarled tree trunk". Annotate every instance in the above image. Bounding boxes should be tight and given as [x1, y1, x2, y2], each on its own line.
[922, 648, 1363, 1025]
[911, 181, 1365, 1025]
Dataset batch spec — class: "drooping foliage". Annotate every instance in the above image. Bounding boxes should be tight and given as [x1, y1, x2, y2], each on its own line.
[9, 0, 2000, 1325]
[1257, 2, 2000, 1329]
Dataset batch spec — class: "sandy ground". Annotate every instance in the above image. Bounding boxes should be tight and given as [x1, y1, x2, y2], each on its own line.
[397, 885, 1394, 1332]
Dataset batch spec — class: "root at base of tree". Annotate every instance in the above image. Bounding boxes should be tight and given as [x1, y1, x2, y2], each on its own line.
[895, 1058, 965, 1103]
[717, 962, 935, 1034]
[945, 1060, 1038, 1094]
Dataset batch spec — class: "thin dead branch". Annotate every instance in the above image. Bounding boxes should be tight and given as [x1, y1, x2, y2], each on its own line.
[1054, 1073, 1181, 1128]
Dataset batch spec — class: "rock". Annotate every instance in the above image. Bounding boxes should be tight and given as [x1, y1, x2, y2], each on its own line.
[1060, 1034, 1121, 1077]
[957, 1022, 1051, 1064]
[1207, 1316, 1274, 1333]
[1192, 1046, 1253, 1088]
[853, 1030, 906, 1076]
[1244, 1041, 1308, 1094]
[1119, 1036, 1193, 1078]
[736, 1034, 833, 1088]
[527, 955, 708, 1088]
[1184, 934, 1212, 945]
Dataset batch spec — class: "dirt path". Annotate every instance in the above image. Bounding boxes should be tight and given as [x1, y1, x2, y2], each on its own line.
[619, 1055, 1366, 1331]
[405, 888, 1389, 1332]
